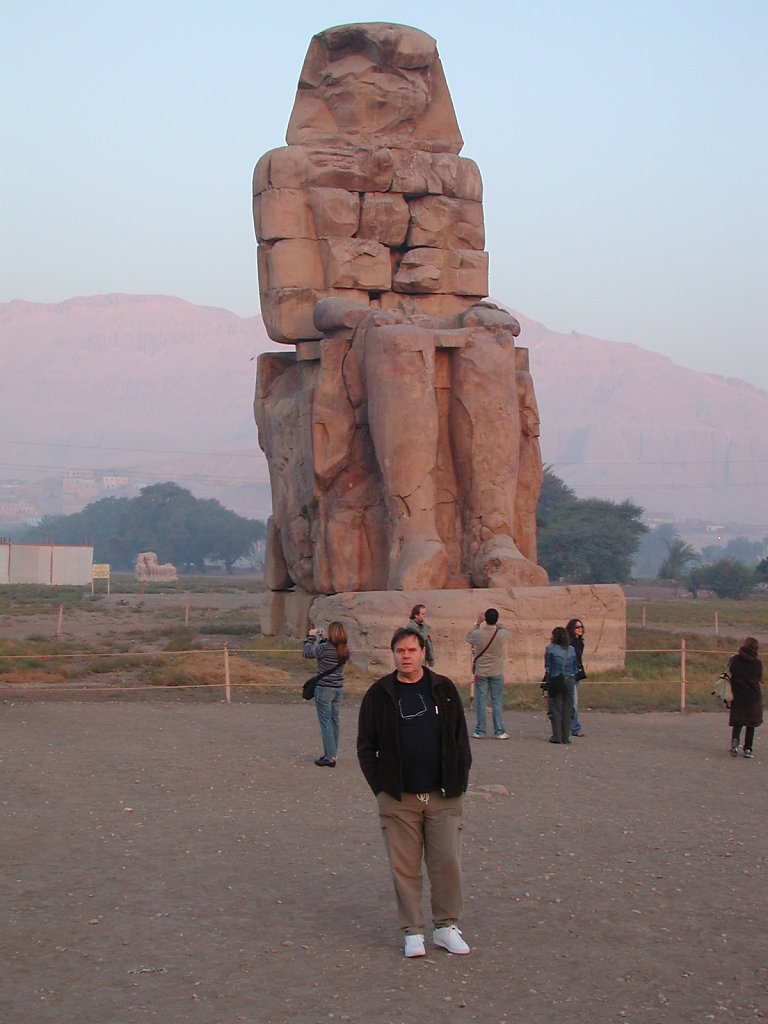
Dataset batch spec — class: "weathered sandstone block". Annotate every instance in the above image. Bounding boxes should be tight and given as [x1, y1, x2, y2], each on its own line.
[390, 150, 483, 200]
[299, 585, 627, 679]
[358, 192, 410, 246]
[257, 145, 394, 193]
[263, 516, 292, 591]
[319, 238, 392, 290]
[407, 196, 485, 250]
[393, 248, 489, 295]
[286, 23, 463, 155]
[514, 346, 543, 564]
[255, 187, 360, 242]
[259, 587, 316, 638]
[260, 239, 325, 291]
[378, 292, 484, 320]
[260, 287, 323, 342]
[260, 286, 371, 343]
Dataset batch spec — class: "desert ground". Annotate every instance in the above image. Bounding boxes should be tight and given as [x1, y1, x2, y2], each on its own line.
[2, 695, 766, 1024]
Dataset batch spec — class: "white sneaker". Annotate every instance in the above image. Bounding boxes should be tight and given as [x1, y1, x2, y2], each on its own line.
[433, 925, 470, 954]
[495, 732, 509, 740]
[404, 934, 425, 958]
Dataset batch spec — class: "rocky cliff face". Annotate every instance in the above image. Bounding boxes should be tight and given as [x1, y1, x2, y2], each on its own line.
[0, 294, 276, 517]
[2, 294, 767, 525]
[519, 311, 768, 522]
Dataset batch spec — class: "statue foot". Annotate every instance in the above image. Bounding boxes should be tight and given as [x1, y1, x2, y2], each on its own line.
[471, 536, 549, 588]
[389, 537, 449, 591]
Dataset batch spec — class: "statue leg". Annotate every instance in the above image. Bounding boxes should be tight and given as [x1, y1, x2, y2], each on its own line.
[451, 326, 548, 587]
[364, 322, 448, 590]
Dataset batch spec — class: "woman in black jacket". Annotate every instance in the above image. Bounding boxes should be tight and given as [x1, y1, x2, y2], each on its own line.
[303, 621, 349, 767]
[566, 618, 587, 737]
[728, 636, 763, 759]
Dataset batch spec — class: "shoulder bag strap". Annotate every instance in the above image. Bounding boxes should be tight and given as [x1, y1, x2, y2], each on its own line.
[314, 661, 341, 682]
[472, 627, 499, 672]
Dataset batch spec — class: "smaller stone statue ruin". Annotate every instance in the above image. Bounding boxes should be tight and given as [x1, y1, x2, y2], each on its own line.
[253, 23, 548, 595]
[135, 551, 177, 582]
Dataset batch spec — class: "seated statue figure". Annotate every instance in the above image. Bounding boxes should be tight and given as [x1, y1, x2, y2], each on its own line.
[253, 23, 548, 594]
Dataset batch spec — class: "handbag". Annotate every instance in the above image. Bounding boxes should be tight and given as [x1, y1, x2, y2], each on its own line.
[302, 661, 340, 701]
[712, 665, 733, 708]
[547, 673, 566, 697]
[545, 647, 569, 697]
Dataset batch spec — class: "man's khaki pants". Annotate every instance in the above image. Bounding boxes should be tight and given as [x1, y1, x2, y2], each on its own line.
[376, 790, 464, 935]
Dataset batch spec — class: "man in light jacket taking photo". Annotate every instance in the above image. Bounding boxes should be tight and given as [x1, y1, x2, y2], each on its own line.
[466, 608, 510, 739]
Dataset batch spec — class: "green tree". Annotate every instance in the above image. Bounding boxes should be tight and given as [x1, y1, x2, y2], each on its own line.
[20, 483, 265, 572]
[686, 558, 755, 599]
[687, 566, 704, 599]
[701, 536, 766, 566]
[536, 468, 647, 584]
[658, 537, 698, 580]
[632, 523, 680, 578]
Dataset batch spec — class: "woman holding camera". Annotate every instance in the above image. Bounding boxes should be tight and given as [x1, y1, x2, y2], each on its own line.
[303, 621, 349, 767]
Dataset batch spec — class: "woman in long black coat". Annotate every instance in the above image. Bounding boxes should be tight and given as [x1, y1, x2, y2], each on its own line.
[728, 636, 763, 759]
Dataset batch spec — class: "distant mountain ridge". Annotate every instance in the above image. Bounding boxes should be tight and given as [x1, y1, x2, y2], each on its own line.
[2, 294, 767, 526]
[0, 294, 277, 518]
[515, 309, 768, 524]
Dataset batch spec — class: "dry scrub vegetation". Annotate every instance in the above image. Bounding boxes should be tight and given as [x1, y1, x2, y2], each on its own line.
[1, 578, 766, 710]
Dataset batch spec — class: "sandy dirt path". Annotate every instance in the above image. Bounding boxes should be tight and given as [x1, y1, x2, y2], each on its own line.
[1, 700, 766, 1024]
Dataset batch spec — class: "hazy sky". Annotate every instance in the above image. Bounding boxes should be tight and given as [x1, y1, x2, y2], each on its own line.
[3, 1, 767, 387]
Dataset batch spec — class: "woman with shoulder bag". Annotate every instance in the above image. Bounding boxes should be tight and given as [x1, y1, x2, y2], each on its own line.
[303, 621, 349, 767]
[542, 626, 578, 744]
[566, 618, 587, 737]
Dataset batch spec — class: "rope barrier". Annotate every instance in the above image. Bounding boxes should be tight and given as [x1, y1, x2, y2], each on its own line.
[0, 646, 304, 661]
[0, 646, 734, 663]
[0, 641, 732, 710]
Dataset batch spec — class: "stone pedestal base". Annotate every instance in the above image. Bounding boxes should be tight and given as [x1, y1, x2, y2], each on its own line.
[259, 585, 625, 683]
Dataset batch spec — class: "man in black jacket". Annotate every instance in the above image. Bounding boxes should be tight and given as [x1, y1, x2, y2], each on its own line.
[357, 626, 472, 958]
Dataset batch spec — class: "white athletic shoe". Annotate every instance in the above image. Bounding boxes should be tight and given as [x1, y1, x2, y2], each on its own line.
[404, 933, 425, 958]
[433, 925, 470, 954]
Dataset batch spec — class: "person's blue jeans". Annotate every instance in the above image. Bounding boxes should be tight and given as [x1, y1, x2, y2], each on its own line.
[315, 684, 342, 760]
[474, 674, 505, 736]
[571, 681, 582, 734]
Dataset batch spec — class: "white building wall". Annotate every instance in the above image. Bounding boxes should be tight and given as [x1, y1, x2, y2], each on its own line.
[0, 543, 94, 585]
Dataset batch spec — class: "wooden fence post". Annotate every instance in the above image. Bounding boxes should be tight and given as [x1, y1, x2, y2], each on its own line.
[224, 644, 231, 704]
[680, 639, 686, 711]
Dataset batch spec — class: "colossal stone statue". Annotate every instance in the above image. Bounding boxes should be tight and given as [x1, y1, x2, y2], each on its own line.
[253, 23, 548, 594]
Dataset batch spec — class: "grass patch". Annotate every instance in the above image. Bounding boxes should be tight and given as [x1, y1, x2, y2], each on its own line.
[82, 654, 156, 677]
[161, 626, 199, 651]
[0, 585, 91, 616]
[108, 573, 266, 596]
[196, 609, 259, 636]
[627, 595, 768, 634]
[149, 651, 231, 688]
